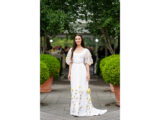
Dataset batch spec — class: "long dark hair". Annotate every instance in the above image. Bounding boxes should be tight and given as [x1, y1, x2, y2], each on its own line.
[70, 34, 85, 61]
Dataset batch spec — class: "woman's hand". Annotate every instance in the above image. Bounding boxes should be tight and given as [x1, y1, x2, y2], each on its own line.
[86, 73, 90, 81]
[68, 73, 71, 81]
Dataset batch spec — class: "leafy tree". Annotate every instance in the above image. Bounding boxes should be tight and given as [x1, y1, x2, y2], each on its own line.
[40, 0, 81, 53]
[78, 0, 120, 54]
[40, 0, 120, 55]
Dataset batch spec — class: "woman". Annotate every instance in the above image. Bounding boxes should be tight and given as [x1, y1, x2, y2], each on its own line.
[65, 34, 107, 117]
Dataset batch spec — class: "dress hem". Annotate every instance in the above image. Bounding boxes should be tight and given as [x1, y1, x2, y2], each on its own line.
[70, 109, 107, 117]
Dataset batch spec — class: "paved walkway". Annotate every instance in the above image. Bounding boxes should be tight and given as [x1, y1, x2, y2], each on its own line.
[40, 67, 120, 120]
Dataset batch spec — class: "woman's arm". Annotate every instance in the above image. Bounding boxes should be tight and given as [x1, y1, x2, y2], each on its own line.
[69, 62, 72, 74]
[84, 49, 93, 81]
[68, 62, 73, 80]
[85, 63, 90, 81]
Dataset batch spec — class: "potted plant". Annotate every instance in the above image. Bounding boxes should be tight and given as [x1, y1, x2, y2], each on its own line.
[100, 54, 120, 106]
[109, 83, 115, 93]
[100, 56, 114, 93]
[40, 54, 61, 92]
[40, 61, 50, 92]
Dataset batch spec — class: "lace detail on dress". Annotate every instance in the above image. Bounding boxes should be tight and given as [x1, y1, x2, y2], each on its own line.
[84, 49, 93, 66]
[66, 48, 72, 65]
[66, 48, 93, 65]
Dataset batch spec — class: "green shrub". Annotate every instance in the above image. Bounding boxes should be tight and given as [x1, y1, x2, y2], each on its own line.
[100, 57, 108, 77]
[99, 55, 112, 78]
[40, 54, 61, 79]
[40, 61, 49, 85]
[100, 54, 120, 86]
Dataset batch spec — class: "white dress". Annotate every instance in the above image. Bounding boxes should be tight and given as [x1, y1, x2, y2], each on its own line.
[66, 47, 107, 116]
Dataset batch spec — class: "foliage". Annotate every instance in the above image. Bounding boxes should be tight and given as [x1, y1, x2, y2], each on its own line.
[40, 61, 50, 85]
[51, 37, 73, 48]
[40, 54, 61, 79]
[83, 0, 120, 38]
[40, 0, 83, 52]
[40, 0, 81, 37]
[78, 0, 120, 54]
[40, 0, 120, 54]
[100, 54, 120, 85]
[51, 37, 98, 48]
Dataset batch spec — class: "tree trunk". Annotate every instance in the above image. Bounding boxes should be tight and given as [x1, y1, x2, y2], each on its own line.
[40, 36, 43, 54]
[46, 36, 52, 51]
[40, 36, 45, 54]
[117, 36, 120, 54]
[101, 28, 115, 55]
[43, 33, 47, 53]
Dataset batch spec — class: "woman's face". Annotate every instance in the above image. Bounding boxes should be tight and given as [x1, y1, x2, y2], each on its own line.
[75, 36, 82, 46]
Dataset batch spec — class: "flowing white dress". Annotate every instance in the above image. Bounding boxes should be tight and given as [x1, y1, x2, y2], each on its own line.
[66, 47, 107, 116]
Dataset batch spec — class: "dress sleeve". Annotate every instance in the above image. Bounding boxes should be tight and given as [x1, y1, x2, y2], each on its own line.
[84, 49, 93, 66]
[66, 48, 72, 65]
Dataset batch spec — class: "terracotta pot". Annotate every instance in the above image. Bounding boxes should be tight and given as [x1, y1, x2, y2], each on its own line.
[40, 75, 53, 93]
[113, 85, 120, 107]
[109, 83, 115, 93]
